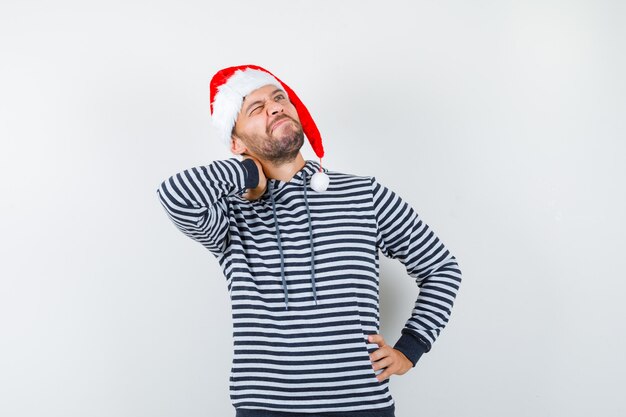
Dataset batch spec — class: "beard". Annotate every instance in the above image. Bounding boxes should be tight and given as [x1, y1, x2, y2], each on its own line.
[246, 118, 305, 165]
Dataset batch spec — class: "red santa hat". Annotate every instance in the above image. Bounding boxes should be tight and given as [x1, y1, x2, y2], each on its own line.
[209, 64, 326, 175]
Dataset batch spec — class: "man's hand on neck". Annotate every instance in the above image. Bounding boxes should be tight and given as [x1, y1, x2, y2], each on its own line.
[240, 152, 307, 201]
[241, 155, 267, 201]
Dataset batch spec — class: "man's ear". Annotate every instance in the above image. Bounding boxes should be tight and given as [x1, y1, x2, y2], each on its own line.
[230, 134, 247, 155]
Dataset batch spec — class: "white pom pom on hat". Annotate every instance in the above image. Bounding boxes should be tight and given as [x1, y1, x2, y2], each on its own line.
[209, 64, 328, 192]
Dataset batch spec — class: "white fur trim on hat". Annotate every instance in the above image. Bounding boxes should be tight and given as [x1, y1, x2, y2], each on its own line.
[211, 68, 287, 146]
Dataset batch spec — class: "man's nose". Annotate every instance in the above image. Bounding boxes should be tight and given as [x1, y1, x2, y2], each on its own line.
[267, 99, 284, 115]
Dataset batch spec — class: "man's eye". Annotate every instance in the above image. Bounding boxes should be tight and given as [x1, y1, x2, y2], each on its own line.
[250, 106, 262, 114]
[275, 94, 285, 100]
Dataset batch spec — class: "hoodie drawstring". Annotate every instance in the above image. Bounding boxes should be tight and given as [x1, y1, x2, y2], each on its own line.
[267, 172, 318, 311]
[302, 172, 318, 306]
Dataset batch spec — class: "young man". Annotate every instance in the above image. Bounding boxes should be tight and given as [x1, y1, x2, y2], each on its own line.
[156, 65, 463, 417]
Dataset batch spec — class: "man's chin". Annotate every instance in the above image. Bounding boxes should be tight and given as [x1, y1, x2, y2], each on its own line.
[275, 133, 304, 154]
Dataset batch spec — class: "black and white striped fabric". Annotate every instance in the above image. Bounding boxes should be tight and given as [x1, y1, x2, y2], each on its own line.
[156, 158, 462, 415]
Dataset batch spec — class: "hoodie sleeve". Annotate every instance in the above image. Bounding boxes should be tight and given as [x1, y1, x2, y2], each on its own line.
[156, 158, 259, 257]
[370, 176, 462, 367]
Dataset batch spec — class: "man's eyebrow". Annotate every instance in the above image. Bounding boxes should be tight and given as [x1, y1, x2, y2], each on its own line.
[243, 88, 285, 114]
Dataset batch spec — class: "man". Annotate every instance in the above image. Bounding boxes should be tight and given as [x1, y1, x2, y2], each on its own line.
[156, 64, 463, 417]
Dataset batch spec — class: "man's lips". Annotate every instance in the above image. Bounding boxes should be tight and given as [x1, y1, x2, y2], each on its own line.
[270, 117, 291, 132]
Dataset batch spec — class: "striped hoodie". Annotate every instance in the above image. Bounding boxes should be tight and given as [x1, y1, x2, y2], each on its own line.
[156, 157, 462, 416]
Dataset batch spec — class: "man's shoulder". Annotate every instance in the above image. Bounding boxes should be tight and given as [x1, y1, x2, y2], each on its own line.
[322, 167, 375, 193]
[324, 166, 373, 182]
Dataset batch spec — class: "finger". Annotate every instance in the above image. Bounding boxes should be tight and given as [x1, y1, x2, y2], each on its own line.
[376, 368, 393, 382]
[371, 356, 393, 372]
[369, 345, 392, 362]
[368, 334, 387, 347]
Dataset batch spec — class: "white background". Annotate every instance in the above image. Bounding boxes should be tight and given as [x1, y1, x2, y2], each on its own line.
[1, 1, 624, 416]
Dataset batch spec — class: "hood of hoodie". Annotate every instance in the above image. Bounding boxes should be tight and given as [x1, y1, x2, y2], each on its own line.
[253, 159, 328, 311]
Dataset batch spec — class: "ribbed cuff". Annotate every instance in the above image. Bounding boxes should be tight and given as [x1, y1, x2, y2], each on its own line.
[393, 330, 429, 367]
[239, 158, 259, 189]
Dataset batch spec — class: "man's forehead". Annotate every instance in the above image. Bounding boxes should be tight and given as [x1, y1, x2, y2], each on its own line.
[243, 84, 284, 101]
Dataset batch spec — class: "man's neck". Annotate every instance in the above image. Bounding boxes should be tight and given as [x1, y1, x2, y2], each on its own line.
[262, 153, 306, 183]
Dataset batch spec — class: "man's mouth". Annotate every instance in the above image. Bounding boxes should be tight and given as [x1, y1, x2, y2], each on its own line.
[270, 117, 290, 132]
